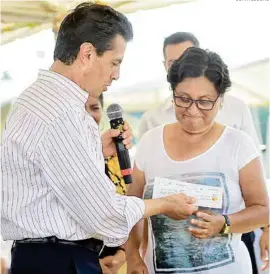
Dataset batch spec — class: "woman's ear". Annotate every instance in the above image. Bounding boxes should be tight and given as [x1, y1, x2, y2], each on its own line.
[220, 97, 224, 109]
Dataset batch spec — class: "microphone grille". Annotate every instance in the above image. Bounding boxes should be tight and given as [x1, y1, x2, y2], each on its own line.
[106, 103, 123, 120]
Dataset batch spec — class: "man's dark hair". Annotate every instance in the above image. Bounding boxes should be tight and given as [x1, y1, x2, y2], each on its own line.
[163, 32, 200, 57]
[168, 47, 231, 95]
[54, 2, 133, 65]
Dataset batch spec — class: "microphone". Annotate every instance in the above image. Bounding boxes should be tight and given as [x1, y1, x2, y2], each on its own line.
[106, 104, 132, 184]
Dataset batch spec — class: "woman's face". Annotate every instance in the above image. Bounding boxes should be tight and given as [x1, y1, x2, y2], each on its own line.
[173, 76, 222, 133]
[85, 96, 103, 125]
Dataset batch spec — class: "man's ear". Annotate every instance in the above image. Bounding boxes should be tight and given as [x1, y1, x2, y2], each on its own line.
[78, 42, 97, 67]
[163, 60, 167, 71]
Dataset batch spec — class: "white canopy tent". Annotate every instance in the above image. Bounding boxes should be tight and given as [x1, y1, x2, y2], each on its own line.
[1, 0, 269, 108]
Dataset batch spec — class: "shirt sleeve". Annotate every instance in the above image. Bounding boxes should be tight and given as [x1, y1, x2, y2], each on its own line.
[137, 112, 151, 140]
[36, 107, 145, 246]
[240, 102, 261, 151]
[236, 130, 261, 170]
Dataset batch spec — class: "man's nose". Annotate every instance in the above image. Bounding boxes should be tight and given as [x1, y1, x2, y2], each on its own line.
[112, 67, 120, 81]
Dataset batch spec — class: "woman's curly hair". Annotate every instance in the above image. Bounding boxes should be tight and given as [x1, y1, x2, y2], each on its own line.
[168, 47, 231, 96]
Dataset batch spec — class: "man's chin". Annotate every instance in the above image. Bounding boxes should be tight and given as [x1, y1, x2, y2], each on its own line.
[89, 89, 104, 98]
[90, 84, 109, 97]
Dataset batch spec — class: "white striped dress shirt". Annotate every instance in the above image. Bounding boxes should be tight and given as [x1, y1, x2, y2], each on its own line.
[1, 69, 145, 247]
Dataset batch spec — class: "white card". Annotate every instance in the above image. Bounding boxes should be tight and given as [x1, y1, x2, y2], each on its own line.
[152, 177, 223, 209]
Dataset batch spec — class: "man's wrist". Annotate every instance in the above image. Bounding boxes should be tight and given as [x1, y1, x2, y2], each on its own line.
[143, 198, 171, 218]
[159, 197, 173, 215]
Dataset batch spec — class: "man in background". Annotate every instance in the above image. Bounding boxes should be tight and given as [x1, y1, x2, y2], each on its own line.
[138, 32, 260, 148]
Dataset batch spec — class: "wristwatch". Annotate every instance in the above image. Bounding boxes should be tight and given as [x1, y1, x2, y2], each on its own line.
[220, 214, 231, 234]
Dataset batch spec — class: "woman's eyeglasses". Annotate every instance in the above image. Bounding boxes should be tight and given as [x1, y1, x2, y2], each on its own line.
[173, 94, 219, 111]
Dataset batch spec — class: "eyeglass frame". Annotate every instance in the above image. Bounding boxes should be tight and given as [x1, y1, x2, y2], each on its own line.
[173, 93, 220, 111]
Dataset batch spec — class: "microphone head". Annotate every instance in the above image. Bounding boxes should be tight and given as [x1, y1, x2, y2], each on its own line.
[106, 103, 123, 121]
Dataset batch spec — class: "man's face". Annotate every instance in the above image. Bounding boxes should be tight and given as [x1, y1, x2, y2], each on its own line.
[164, 41, 194, 72]
[81, 34, 127, 98]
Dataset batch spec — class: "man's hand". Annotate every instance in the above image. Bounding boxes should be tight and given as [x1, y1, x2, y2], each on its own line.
[260, 227, 269, 271]
[102, 121, 133, 158]
[99, 249, 126, 274]
[162, 194, 198, 220]
[110, 249, 126, 274]
[188, 211, 225, 238]
[127, 253, 148, 274]
[100, 257, 113, 274]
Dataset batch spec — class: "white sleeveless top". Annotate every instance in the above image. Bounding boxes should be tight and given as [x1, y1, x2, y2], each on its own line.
[135, 125, 259, 274]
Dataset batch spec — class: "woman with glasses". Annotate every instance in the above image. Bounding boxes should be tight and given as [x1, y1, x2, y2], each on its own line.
[126, 47, 269, 274]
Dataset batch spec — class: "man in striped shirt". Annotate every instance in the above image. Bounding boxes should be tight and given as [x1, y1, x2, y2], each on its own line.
[1, 3, 198, 274]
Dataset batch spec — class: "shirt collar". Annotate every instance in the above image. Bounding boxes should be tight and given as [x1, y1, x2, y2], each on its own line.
[38, 69, 88, 107]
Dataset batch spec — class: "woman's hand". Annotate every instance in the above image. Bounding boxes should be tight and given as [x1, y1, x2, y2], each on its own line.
[188, 211, 225, 238]
[260, 227, 269, 271]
